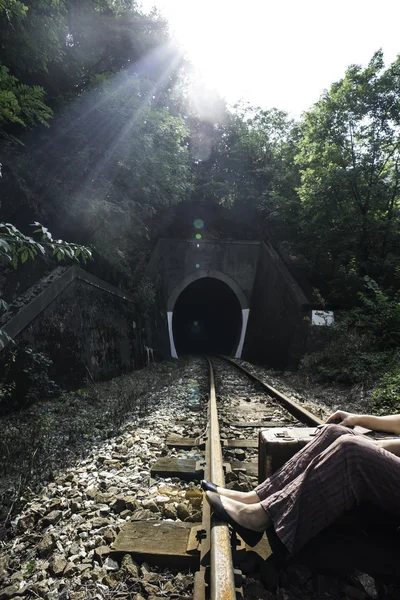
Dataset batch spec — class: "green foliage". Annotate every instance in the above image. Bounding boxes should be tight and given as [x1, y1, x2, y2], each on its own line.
[16, 73, 192, 276]
[301, 277, 400, 383]
[0, 64, 52, 141]
[352, 277, 400, 348]
[301, 339, 392, 384]
[296, 51, 400, 283]
[187, 54, 400, 301]
[0, 221, 92, 268]
[312, 288, 326, 307]
[190, 103, 300, 240]
[23, 559, 36, 580]
[0, 345, 59, 414]
[0, 0, 170, 142]
[371, 363, 400, 415]
[0, 0, 28, 20]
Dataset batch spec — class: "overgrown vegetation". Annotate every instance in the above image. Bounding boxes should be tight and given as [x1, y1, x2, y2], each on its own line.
[0, 346, 58, 415]
[371, 366, 400, 415]
[301, 277, 400, 412]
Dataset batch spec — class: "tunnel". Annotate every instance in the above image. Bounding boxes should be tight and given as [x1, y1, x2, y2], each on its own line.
[172, 277, 243, 355]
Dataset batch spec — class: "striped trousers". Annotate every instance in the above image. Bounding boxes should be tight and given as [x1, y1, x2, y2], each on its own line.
[255, 424, 400, 554]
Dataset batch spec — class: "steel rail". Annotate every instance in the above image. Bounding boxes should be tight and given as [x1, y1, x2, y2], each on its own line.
[219, 356, 323, 426]
[205, 357, 237, 600]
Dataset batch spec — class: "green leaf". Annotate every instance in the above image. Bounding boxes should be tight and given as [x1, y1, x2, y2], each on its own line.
[0, 298, 9, 311]
[0, 238, 11, 252]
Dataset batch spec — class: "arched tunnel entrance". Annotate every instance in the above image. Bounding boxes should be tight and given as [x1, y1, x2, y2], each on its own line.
[172, 277, 243, 355]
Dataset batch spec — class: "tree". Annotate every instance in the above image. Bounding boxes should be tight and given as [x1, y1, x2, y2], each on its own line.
[0, 0, 188, 283]
[189, 102, 299, 241]
[4, 70, 192, 280]
[0, 0, 170, 140]
[296, 51, 400, 282]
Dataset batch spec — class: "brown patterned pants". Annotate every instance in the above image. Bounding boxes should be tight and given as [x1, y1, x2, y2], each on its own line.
[255, 424, 400, 554]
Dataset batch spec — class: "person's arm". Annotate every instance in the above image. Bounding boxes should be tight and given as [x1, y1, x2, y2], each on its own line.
[375, 439, 400, 456]
[326, 410, 400, 435]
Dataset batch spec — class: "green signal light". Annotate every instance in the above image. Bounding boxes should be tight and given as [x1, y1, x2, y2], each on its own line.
[195, 233, 202, 240]
[195, 264, 200, 269]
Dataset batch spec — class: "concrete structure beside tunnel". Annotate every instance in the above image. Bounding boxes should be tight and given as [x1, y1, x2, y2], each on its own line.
[144, 238, 312, 367]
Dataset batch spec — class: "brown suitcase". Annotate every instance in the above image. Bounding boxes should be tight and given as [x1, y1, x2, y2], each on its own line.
[258, 426, 399, 484]
[258, 427, 320, 483]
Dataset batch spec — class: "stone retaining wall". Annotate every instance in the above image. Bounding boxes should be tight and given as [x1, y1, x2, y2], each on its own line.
[1, 267, 139, 386]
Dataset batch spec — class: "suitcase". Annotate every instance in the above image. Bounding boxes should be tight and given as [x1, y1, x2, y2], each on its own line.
[258, 426, 400, 484]
[258, 427, 320, 483]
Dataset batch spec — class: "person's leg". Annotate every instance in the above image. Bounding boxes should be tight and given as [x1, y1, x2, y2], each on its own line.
[255, 424, 357, 500]
[208, 433, 400, 555]
[264, 433, 400, 553]
[213, 424, 355, 504]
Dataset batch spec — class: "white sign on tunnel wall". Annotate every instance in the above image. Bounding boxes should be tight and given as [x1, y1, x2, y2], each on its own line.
[311, 310, 334, 326]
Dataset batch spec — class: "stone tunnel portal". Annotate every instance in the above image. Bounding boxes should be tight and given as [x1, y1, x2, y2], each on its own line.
[171, 277, 244, 356]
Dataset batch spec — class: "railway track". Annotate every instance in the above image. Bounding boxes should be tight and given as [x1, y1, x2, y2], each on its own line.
[3, 356, 397, 599]
[193, 356, 323, 600]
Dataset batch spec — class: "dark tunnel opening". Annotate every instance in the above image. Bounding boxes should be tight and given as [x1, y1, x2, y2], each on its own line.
[172, 277, 242, 355]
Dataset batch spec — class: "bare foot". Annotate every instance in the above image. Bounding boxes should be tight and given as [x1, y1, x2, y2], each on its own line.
[214, 493, 271, 532]
[215, 487, 260, 504]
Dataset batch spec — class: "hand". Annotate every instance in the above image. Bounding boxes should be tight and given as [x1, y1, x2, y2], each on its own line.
[325, 410, 358, 427]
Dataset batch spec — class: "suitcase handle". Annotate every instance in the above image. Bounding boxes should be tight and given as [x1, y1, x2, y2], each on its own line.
[274, 431, 295, 440]
[273, 427, 321, 440]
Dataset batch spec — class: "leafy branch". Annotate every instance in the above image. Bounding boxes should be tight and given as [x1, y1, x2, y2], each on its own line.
[0, 221, 92, 269]
[0, 64, 52, 143]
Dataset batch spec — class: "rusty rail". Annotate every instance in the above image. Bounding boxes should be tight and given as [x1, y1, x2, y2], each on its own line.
[219, 356, 323, 427]
[196, 356, 322, 599]
[206, 358, 237, 600]
[199, 356, 322, 599]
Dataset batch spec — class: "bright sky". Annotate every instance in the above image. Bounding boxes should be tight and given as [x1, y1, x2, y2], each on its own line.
[139, 0, 400, 118]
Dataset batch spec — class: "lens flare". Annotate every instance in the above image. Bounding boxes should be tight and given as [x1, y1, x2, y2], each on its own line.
[194, 219, 204, 229]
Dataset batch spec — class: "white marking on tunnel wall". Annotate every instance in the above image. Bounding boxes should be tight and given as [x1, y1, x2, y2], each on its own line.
[235, 308, 249, 358]
[167, 311, 178, 358]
